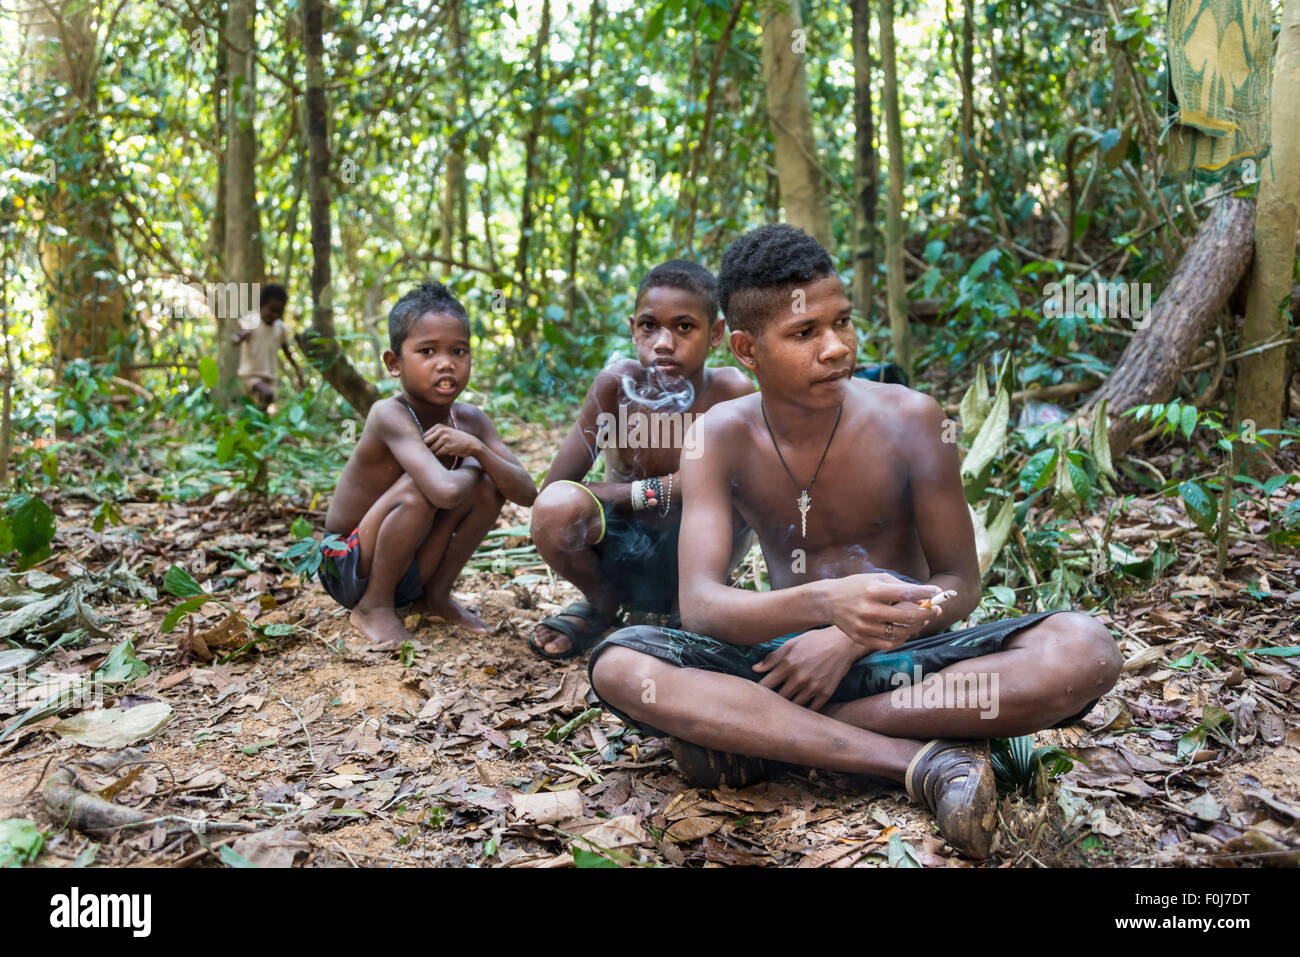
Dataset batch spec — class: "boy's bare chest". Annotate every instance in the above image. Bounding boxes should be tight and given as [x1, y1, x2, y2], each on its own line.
[599, 395, 722, 479]
[334, 436, 457, 515]
[731, 436, 911, 547]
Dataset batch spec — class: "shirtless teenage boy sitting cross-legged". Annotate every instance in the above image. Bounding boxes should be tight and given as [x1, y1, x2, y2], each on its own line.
[589, 226, 1122, 858]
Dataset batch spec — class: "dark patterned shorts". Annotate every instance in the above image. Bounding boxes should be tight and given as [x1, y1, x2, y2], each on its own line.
[588, 610, 1102, 736]
[317, 526, 424, 610]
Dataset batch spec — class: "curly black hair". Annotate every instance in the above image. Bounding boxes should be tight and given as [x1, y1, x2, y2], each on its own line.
[388, 280, 470, 352]
[635, 258, 719, 320]
[259, 283, 288, 306]
[716, 224, 837, 335]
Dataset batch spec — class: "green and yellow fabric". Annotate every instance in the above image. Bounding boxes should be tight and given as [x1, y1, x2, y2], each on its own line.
[1164, 0, 1274, 183]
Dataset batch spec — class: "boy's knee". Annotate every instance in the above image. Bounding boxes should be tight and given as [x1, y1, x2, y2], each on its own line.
[591, 643, 655, 708]
[395, 479, 437, 517]
[1033, 612, 1122, 703]
[530, 482, 598, 545]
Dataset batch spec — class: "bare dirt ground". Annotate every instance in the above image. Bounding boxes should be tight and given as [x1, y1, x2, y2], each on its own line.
[1, 427, 1297, 868]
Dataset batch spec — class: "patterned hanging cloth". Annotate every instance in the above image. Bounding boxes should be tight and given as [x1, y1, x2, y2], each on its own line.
[1163, 0, 1275, 183]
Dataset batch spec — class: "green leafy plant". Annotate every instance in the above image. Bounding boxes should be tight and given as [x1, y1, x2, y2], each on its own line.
[0, 494, 56, 569]
[278, 517, 347, 586]
[161, 564, 238, 634]
[0, 818, 45, 867]
[990, 735, 1076, 797]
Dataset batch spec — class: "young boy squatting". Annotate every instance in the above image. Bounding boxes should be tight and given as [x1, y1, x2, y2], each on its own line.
[588, 226, 1122, 858]
[528, 260, 754, 659]
[321, 281, 537, 648]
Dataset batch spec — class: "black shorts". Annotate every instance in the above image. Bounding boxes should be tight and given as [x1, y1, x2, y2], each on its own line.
[557, 481, 680, 615]
[317, 526, 424, 610]
[588, 610, 1102, 736]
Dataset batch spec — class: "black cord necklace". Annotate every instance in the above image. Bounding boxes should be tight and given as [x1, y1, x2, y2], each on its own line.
[760, 399, 844, 538]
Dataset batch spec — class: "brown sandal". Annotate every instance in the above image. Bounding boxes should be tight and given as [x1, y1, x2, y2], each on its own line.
[669, 737, 770, 790]
[905, 739, 998, 859]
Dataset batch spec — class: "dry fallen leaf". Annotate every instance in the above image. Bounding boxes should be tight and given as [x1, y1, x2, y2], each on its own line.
[665, 815, 725, 843]
[574, 815, 650, 851]
[510, 789, 584, 825]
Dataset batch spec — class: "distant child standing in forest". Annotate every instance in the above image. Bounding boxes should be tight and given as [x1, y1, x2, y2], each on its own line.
[234, 283, 306, 408]
[320, 281, 537, 648]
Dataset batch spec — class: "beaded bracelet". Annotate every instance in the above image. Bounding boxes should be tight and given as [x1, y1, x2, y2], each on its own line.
[659, 472, 672, 517]
[631, 476, 667, 513]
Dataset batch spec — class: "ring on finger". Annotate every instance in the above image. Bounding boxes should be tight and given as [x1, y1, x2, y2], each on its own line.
[885, 621, 894, 639]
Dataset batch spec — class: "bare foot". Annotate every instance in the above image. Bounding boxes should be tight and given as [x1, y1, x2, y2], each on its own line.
[530, 604, 617, 657]
[350, 604, 414, 649]
[419, 594, 489, 635]
[530, 619, 581, 657]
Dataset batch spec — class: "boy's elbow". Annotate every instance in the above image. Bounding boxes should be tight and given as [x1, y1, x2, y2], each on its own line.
[678, 588, 712, 636]
[426, 474, 475, 510]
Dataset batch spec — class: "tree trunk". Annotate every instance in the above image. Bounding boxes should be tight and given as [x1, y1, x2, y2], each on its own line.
[1238, 0, 1300, 435]
[676, 0, 746, 252]
[441, 0, 467, 280]
[1079, 198, 1255, 457]
[23, 0, 128, 375]
[211, 36, 227, 277]
[299, 0, 378, 415]
[566, 0, 602, 317]
[960, 0, 975, 184]
[514, 0, 551, 351]
[760, 0, 832, 250]
[879, 0, 908, 373]
[851, 0, 877, 322]
[0, 245, 13, 485]
[221, 0, 265, 397]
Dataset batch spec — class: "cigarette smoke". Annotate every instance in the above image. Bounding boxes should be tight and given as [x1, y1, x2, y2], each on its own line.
[618, 365, 695, 414]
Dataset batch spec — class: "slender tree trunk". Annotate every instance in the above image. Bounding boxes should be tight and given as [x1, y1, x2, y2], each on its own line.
[566, 0, 602, 317]
[441, 0, 466, 279]
[760, 0, 832, 249]
[851, 0, 877, 322]
[299, 0, 378, 414]
[221, 0, 265, 397]
[1079, 198, 1255, 457]
[960, 0, 975, 182]
[1239, 0, 1300, 437]
[879, 0, 908, 373]
[0, 245, 13, 486]
[514, 0, 551, 351]
[455, 2, 473, 267]
[23, 0, 128, 375]
[676, 0, 746, 252]
[211, 37, 227, 276]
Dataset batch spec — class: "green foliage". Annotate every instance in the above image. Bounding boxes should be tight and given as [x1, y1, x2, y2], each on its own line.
[0, 494, 56, 569]
[573, 846, 620, 868]
[279, 527, 348, 587]
[0, 818, 44, 868]
[161, 563, 236, 634]
[991, 736, 1076, 798]
[93, 640, 148, 685]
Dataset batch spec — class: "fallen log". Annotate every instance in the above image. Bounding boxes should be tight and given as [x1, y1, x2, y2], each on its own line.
[1078, 197, 1255, 456]
[43, 749, 152, 835]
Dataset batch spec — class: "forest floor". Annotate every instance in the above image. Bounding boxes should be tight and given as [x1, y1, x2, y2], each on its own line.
[1, 423, 1298, 869]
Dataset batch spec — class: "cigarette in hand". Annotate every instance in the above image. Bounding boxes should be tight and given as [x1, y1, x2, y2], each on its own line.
[917, 589, 958, 609]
